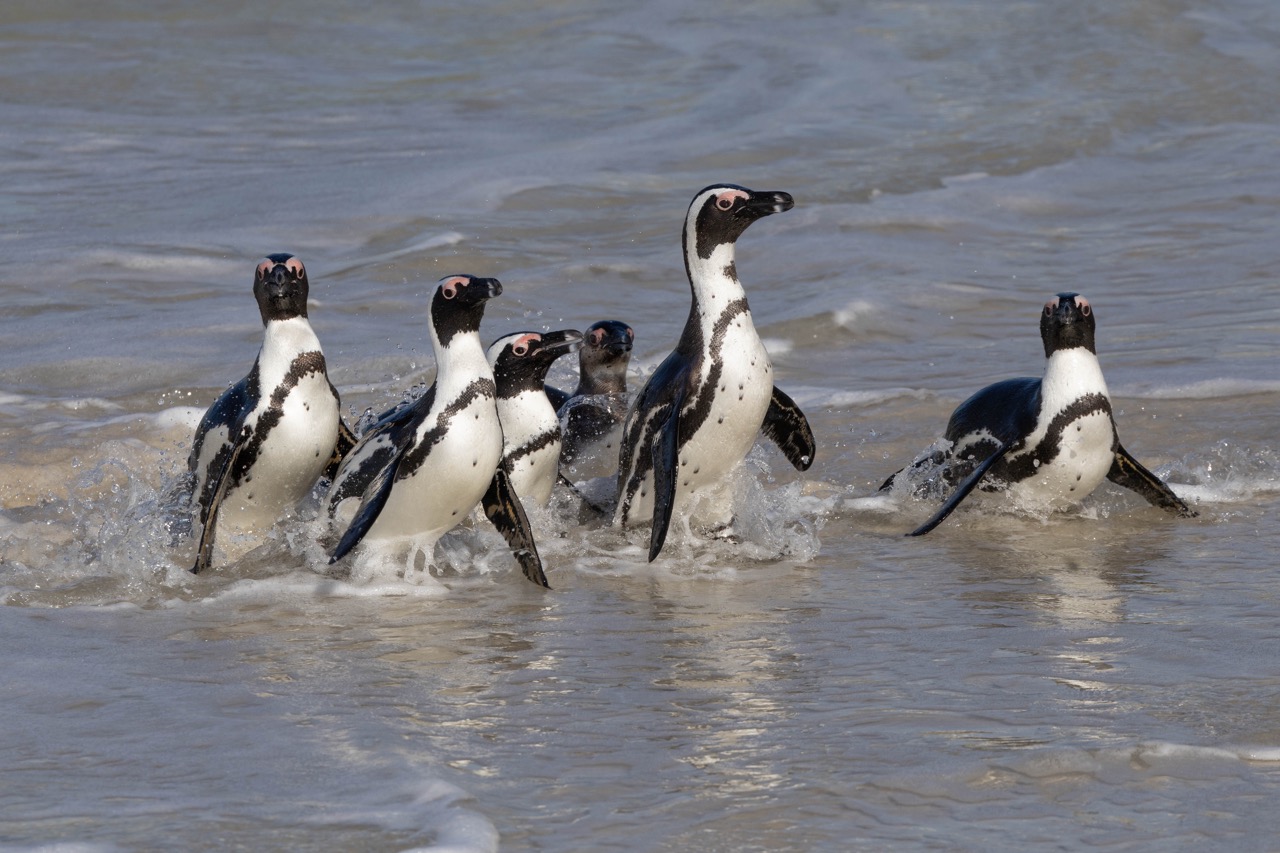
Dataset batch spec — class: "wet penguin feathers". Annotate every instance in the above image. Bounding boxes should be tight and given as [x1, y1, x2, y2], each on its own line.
[884, 293, 1195, 536]
[187, 253, 354, 574]
[615, 183, 812, 562]
[325, 274, 549, 588]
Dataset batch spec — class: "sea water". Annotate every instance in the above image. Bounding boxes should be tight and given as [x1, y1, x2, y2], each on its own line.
[2, 0, 1279, 849]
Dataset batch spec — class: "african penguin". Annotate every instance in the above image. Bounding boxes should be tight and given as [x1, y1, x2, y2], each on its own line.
[547, 320, 635, 481]
[326, 275, 548, 587]
[186, 253, 356, 574]
[882, 293, 1197, 535]
[488, 328, 582, 507]
[615, 184, 817, 561]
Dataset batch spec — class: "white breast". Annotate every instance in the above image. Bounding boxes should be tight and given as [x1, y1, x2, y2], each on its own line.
[220, 318, 338, 528]
[366, 335, 503, 545]
[1007, 348, 1115, 509]
[624, 250, 775, 528]
[499, 389, 561, 507]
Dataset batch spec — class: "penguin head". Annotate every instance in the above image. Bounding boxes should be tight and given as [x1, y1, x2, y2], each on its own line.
[253, 253, 309, 324]
[685, 184, 795, 261]
[577, 320, 634, 395]
[1040, 293, 1097, 356]
[429, 275, 502, 346]
[487, 329, 583, 397]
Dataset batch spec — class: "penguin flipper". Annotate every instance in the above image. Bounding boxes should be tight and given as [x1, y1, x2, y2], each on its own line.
[482, 466, 549, 588]
[1107, 444, 1197, 517]
[908, 442, 1011, 536]
[648, 399, 683, 562]
[329, 455, 400, 564]
[762, 386, 815, 471]
[191, 429, 248, 574]
[326, 393, 429, 516]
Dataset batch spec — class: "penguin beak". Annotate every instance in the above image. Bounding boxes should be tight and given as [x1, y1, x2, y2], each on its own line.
[1053, 296, 1082, 324]
[742, 190, 794, 218]
[603, 336, 633, 357]
[457, 277, 502, 305]
[540, 329, 583, 357]
[266, 269, 300, 302]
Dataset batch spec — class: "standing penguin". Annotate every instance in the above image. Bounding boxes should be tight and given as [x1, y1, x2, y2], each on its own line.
[882, 293, 1197, 535]
[615, 184, 816, 561]
[488, 328, 582, 507]
[326, 275, 548, 587]
[186, 253, 356, 574]
[547, 320, 635, 481]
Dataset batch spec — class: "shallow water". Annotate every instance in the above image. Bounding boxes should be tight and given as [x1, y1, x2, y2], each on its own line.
[2, 0, 1280, 849]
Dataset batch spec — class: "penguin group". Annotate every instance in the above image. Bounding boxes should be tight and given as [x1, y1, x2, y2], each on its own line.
[180, 183, 1196, 587]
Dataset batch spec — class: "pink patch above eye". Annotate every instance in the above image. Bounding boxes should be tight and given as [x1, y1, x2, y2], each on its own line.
[591, 330, 605, 345]
[715, 189, 749, 210]
[285, 257, 305, 277]
[255, 259, 274, 278]
[441, 276, 469, 299]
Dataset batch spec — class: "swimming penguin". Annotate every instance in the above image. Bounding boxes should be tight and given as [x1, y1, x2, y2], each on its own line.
[326, 275, 548, 587]
[882, 293, 1197, 535]
[615, 184, 816, 561]
[488, 328, 583, 507]
[547, 320, 635, 481]
[186, 253, 357, 574]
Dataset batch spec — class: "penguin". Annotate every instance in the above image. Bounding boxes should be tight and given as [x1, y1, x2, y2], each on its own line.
[488, 328, 583, 507]
[882, 293, 1197, 536]
[326, 275, 548, 587]
[186, 253, 357, 574]
[615, 184, 817, 561]
[547, 320, 635, 481]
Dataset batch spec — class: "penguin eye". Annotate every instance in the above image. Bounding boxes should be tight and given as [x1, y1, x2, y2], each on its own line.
[714, 189, 748, 211]
[1043, 300, 1057, 315]
[1077, 298, 1092, 316]
[440, 276, 468, 299]
[626, 327, 634, 340]
[255, 259, 273, 280]
[285, 258, 305, 278]
[511, 334, 538, 356]
[591, 330, 605, 345]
